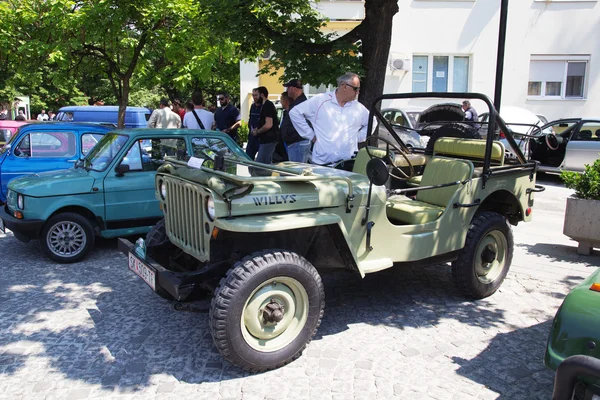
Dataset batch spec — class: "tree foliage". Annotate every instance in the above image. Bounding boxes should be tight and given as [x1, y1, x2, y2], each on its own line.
[203, 0, 399, 109]
[1, 0, 240, 126]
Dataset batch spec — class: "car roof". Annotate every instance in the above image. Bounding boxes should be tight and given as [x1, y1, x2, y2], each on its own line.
[0, 120, 28, 128]
[108, 128, 231, 137]
[58, 105, 150, 112]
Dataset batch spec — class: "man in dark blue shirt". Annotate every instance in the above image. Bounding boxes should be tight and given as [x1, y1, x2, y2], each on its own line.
[214, 92, 242, 143]
[246, 88, 262, 160]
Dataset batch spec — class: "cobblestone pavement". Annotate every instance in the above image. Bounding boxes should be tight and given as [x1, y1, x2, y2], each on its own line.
[0, 175, 598, 400]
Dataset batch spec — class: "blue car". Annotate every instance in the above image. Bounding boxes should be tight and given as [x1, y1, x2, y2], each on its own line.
[0, 122, 111, 202]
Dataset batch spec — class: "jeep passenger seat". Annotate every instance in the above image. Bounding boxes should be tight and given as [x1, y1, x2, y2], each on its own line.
[386, 157, 474, 225]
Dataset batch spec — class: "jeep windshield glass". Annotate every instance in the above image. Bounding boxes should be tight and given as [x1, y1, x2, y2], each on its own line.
[83, 133, 129, 171]
[191, 137, 249, 161]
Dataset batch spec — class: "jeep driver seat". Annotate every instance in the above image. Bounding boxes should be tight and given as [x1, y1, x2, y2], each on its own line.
[386, 156, 474, 225]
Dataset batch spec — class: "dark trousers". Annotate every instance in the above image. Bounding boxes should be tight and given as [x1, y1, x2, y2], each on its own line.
[246, 134, 260, 160]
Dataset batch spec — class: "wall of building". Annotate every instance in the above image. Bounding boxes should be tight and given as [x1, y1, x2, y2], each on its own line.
[387, 0, 599, 120]
[240, 0, 599, 122]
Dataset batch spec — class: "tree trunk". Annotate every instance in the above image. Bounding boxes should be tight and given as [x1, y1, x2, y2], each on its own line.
[358, 0, 399, 110]
[117, 78, 130, 129]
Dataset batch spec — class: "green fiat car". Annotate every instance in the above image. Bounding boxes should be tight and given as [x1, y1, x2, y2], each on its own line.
[0, 129, 248, 263]
[546, 268, 600, 399]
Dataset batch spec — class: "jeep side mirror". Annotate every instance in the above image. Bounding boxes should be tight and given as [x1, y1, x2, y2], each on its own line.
[366, 158, 389, 186]
[115, 163, 130, 177]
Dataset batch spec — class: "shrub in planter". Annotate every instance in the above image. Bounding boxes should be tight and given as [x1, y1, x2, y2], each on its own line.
[561, 158, 600, 255]
[561, 159, 600, 201]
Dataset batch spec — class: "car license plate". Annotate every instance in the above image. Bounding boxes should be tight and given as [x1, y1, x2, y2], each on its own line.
[0, 218, 5, 234]
[128, 252, 156, 291]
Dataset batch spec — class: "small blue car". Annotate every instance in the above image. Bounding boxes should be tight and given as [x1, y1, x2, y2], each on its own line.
[0, 122, 111, 203]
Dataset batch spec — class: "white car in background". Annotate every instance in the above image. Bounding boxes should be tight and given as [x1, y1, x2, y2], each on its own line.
[379, 108, 427, 148]
[479, 106, 550, 158]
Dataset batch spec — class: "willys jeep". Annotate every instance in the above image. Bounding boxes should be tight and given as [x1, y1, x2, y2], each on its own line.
[120, 92, 544, 372]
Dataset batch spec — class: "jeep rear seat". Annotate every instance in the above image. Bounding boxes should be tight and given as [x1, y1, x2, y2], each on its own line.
[407, 138, 505, 186]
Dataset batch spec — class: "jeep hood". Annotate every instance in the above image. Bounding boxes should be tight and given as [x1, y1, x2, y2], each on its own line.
[158, 162, 371, 216]
[9, 168, 96, 197]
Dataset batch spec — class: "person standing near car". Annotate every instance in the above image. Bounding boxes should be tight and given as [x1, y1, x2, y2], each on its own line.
[214, 92, 242, 143]
[246, 88, 262, 160]
[281, 78, 310, 163]
[37, 110, 49, 121]
[290, 72, 369, 165]
[462, 100, 480, 128]
[147, 98, 181, 129]
[251, 86, 278, 164]
[183, 92, 214, 130]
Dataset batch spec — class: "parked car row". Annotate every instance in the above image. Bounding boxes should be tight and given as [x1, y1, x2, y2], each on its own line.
[0, 128, 247, 263]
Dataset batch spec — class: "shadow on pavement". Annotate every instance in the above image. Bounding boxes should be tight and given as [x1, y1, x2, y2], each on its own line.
[453, 320, 556, 399]
[517, 242, 600, 266]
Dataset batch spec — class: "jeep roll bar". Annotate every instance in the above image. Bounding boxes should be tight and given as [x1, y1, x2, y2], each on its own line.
[367, 92, 535, 187]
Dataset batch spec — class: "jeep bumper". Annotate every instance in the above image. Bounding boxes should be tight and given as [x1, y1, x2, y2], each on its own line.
[0, 206, 44, 242]
[118, 238, 223, 301]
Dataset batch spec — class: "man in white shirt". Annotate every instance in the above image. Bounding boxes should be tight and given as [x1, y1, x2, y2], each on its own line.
[289, 72, 369, 165]
[37, 110, 49, 121]
[183, 91, 214, 130]
[147, 99, 181, 129]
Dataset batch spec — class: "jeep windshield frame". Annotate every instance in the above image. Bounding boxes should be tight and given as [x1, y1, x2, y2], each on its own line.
[367, 92, 536, 186]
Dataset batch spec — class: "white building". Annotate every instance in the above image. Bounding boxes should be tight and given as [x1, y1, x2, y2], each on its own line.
[240, 0, 599, 121]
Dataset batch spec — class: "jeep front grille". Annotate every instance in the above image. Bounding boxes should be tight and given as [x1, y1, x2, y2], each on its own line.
[162, 177, 210, 262]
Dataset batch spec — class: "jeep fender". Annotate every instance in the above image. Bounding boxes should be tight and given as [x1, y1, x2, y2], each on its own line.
[213, 211, 360, 272]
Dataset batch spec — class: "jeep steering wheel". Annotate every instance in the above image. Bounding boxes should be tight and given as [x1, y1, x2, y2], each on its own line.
[545, 134, 560, 151]
[364, 136, 414, 179]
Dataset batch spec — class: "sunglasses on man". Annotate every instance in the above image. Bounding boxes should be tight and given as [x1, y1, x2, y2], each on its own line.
[345, 83, 360, 92]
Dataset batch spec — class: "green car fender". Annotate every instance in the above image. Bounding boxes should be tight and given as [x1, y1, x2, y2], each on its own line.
[546, 267, 600, 382]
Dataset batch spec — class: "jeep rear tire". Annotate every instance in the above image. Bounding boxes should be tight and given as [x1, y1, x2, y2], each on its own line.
[452, 212, 513, 299]
[40, 212, 95, 263]
[210, 250, 325, 372]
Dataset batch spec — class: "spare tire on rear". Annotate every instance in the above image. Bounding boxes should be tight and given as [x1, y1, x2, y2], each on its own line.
[424, 123, 482, 155]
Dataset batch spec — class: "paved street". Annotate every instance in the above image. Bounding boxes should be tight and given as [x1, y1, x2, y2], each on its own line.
[0, 174, 598, 400]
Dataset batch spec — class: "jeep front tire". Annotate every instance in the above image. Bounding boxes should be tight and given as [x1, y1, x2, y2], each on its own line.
[210, 250, 325, 372]
[452, 212, 514, 299]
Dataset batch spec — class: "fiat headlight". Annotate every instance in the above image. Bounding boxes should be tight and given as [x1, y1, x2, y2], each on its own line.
[160, 181, 167, 200]
[205, 197, 215, 221]
[17, 194, 24, 210]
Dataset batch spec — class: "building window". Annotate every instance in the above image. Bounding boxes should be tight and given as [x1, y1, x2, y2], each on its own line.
[527, 56, 589, 99]
[412, 55, 470, 93]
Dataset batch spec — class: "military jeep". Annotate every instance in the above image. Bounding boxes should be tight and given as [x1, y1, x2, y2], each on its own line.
[120, 92, 543, 372]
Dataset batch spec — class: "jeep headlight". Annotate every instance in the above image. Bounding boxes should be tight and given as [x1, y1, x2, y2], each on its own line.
[205, 196, 215, 221]
[17, 194, 24, 210]
[160, 181, 167, 200]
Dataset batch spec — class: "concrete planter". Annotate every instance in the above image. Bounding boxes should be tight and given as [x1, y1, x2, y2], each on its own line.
[563, 196, 600, 255]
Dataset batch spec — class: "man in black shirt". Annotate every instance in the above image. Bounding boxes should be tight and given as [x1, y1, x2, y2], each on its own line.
[246, 88, 262, 160]
[251, 86, 278, 164]
[281, 78, 310, 162]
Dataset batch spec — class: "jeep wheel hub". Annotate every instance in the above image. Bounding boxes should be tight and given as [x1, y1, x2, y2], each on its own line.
[475, 230, 507, 284]
[241, 277, 309, 352]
